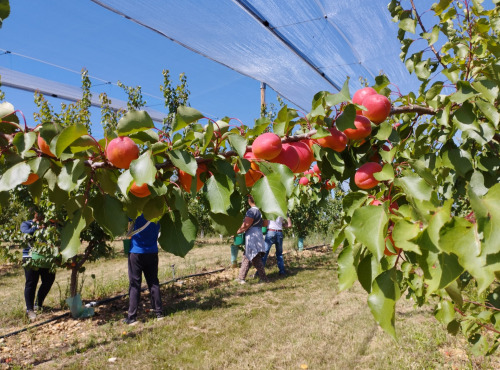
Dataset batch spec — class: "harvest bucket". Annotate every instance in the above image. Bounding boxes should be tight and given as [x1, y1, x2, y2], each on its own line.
[262, 226, 267, 234]
[31, 251, 51, 269]
[123, 239, 131, 254]
[233, 233, 245, 246]
[297, 237, 304, 251]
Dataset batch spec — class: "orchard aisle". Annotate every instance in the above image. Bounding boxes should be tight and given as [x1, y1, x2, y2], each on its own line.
[1, 245, 497, 369]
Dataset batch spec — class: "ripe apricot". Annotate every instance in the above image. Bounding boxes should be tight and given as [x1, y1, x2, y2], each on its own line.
[343, 115, 372, 140]
[298, 177, 309, 186]
[251, 132, 282, 160]
[22, 173, 39, 185]
[129, 182, 151, 198]
[234, 152, 263, 187]
[315, 127, 348, 152]
[361, 94, 392, 124]
[352, 87, 377, 110]
[289, 141, 314, 173]
[179, 164, 208, 193]
[106, 137, 140, 169]
[37, 135, 56, 157]
[324, 180, 336, 190]
[304, 138, 319, 150]
[270, 143, 300, 172]
[354, 162, 383, 190]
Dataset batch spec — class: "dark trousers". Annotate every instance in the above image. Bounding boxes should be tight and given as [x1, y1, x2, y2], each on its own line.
[127, 253, 162, 319]
[24, 267, 56, 310]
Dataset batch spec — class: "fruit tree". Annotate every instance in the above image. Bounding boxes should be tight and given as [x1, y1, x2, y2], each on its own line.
[0, 0, 499, 355]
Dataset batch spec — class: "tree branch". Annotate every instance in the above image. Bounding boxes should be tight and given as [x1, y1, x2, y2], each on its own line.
[409, 0, 447, 69]
[390, 105, 437, 115]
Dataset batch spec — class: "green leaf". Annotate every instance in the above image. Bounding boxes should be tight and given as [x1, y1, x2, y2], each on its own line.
[335, 105, 356, 131]
[210, 211, 243, 236]
[95, 169, 118, 195]
[209, 192, 244, 236]
[309, 102, 326, 118]
[130, 150, 156, 186]
[57, 159, 86, 192]
[228, 134, 248, 157]
[0, 0, 10, 22]
[358, 253, 380, 293]
[158, 211, 198, 257]
[173, 106, 204, 132]
[337, 244, 358, 291]
[90, 194, 129, 238]
[435, 300, 456, 325]
[471, 80, 499, 104]
[395, 176, 433, 201]
[469, 184, 500, 261]
[392, 220, 421, 254]
[408, 159, 438, 187]
[326, 79, 350, 106]
[373, 163, 394, 182]
[433, 0, 452, 15]
[60, 210, 87, 261]
[374, 121, 393, 141]
[201, 122, 214, 154]
[0, 102, 20, 133]
[257, 162, 295, 197]
[415, 59, 432, 80]
[347, 206, 388, 261]
[368, 269, 400, 340]
[13, 131, 36, 157]
[440, 217, 495, 292]
[129, 129, 159, 144]
[143, 197, 167, 222]
[252, 173, 287, 219]
[441, 148, 473, 177]
[444, 280, 463, 307]
[469, 334, 489, 356]
[399, 18, 416, 34]
[69, 135, 100, 154]
[55, 124, 88, 157]
[343, 192, 368, 217]
[373, 75, 390, 91]
[422, 25, 440, 46]
[0, 161, 31, 191]
[449, 81, 478, 104]
[205, 174, 234, 214]
[117, 110, 154, 136]
[476, 100, 499, 128]
[167, 150, 197, 177]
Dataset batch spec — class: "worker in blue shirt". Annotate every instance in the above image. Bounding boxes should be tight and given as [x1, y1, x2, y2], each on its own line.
[124, 214, 163, 325]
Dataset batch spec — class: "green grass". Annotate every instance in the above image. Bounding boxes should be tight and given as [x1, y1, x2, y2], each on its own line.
[1, 237, 499, 369]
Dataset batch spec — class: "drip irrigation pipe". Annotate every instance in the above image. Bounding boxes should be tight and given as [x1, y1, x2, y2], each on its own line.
[0, 267, 225, 340]
[0, 312, 70, 340]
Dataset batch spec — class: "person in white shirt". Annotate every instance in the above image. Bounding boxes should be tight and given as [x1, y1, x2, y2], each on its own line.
[262, 214, 292, 275]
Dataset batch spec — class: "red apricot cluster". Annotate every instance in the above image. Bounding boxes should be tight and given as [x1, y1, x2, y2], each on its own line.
[251, 133, 315, 174]
[352, 87, 391, 125]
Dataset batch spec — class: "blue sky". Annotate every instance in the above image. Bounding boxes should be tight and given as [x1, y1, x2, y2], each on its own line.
[0, 1, 285, 138]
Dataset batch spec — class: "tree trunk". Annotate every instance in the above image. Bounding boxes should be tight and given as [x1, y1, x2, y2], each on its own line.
[70, 267, 78, 297]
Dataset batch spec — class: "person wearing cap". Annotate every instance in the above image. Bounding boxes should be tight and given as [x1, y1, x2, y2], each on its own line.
[21, 211, 56, 321]
[262, 214, 292, 276]
[124, 214, 163, 325]
[235, 195, 269, 284]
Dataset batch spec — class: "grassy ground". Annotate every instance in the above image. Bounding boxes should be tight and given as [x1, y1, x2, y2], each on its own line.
[1, 235, 499, 369]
